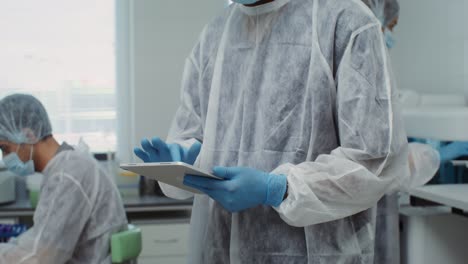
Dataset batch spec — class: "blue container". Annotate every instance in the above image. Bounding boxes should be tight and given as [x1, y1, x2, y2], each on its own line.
[0, 224, 28, 243]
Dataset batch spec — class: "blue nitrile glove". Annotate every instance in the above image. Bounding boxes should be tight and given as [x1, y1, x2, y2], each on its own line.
[439, 142, 468, 163]
[166, 140, 202, 165]
[134, 137, 201, 165]
[183, 166, 287, 212]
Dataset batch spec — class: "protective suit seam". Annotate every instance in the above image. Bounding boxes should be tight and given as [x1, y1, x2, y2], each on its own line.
[87, 222, 126, 240]
[337, 23, 393, 176]
[61, 172, 93, 209]
[188, 55, 201, 73]
[338, 22, 380, 73]
[263, 105, 299, 145]
[18, 172, 66, 263]
[344, 65, 375, 92]
[198, 10, 232, 77]
[311, 0, 335, 85]
[374, 21, 394, 176]
[345, 23, 381, 87]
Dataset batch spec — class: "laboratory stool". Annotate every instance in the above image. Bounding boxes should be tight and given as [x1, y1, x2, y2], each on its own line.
[111, 224, 142, 264]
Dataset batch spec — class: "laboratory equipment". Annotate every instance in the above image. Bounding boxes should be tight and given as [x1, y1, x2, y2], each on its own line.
[97, 154, 140, 198]
[115, 169, 140, 198]
[111, 224, 142, 263]
[0, 224, 27, 243]
[26, 173, 43, 208]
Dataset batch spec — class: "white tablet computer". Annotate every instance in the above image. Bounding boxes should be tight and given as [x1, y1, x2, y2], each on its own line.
[120, 162, 221, 194]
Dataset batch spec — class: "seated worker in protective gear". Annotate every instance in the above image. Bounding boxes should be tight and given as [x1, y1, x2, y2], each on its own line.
[0, 94, 127, 264]
[135, 0, 411, 263]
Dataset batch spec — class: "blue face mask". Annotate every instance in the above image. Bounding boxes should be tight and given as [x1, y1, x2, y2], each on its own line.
[3, 145, 35, 176]
[384, 29, 395, 49]
[232, 0, 259, 4]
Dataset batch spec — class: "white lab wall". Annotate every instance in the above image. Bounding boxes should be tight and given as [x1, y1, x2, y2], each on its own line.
[390, 0, 468, 94]
[117, 1, 226, 162]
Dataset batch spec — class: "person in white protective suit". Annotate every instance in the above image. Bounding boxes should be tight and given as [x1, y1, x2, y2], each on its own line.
[134, 0, 416, 263]
[360, 1, 441, 263]
[0, 94, 127, 264]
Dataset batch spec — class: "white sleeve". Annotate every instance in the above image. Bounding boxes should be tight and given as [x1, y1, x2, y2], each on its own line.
[402, 142, 440, 190]
[272, 25, 409, 227]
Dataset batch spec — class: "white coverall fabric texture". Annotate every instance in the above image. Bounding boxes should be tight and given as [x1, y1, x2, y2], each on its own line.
[0, 149, 128, 264]
[163, 0, 409, 263]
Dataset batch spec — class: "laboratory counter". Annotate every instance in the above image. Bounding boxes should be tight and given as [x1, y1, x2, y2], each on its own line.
[0, 194, 193, 223]
[0, 190, 194, 263]
[400, 184, 468, 264]
[408, 184, 468, 217]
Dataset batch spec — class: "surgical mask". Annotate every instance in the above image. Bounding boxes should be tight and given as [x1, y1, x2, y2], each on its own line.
[384, 29, 395, 49]
[231, 0, 259, 5]
[3, 145, 35, 176]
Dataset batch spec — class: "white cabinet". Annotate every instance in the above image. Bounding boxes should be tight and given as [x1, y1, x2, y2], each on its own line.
[139, 256, 187, 264]
[138, 222, 190, 264]
[400, 207, 468, 264]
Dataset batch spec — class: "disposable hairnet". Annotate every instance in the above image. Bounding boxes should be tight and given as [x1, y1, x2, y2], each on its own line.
[362, 0, 400, 28]
[0, 143, 127, 263]
[0, 94, 52, 144]
[161, 0, 409, 262]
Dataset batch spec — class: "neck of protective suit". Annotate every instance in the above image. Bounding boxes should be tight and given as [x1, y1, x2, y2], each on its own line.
[238, 0, 290, 15]
[232, 0, 260, 5]
[3, 144, 35, 176]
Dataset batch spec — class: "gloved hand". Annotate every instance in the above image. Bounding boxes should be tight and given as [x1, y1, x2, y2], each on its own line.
[439, 142, 468, 162]
[169, 140, 202, 165]
[183, 166, 287, 212]
[134, 137, 202, 165]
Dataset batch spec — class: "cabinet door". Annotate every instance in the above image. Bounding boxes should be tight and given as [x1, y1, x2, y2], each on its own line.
[139, 256, 187, 264]
[139, 223, 190, 258]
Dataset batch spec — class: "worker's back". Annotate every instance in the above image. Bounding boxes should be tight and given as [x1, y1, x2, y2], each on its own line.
[43, 147, 128, 263]
[0, 144, 128, 264]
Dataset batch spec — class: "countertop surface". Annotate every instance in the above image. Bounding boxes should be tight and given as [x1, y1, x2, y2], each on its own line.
[410, 184, 468, 211]
[0, 194, 193, 218]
